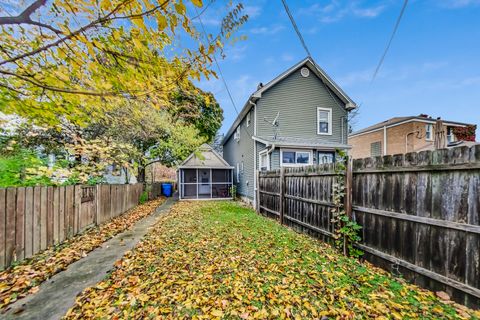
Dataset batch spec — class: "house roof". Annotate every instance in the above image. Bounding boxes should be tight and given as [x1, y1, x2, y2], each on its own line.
[253, 136, 351, 150]
[350, 116, 473, 137]
[178, 144, 234, 169]
[222, 57, 357, 144]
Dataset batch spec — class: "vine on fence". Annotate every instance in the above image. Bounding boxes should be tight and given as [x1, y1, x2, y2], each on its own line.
[331, 150, 363, 258]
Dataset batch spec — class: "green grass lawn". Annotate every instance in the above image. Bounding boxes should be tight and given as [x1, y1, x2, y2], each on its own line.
[65, 201, 478, 319]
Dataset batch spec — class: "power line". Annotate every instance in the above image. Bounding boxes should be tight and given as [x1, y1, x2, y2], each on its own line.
[281, 0, 311, 58]
[194, 6, 256, 138]
[371, 0, 409, 83]
[194, 8, 240, 116]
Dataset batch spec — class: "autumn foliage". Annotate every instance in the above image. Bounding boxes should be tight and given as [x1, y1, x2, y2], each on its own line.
[64, 201, 478, 319]
[0, 198, 165, 310]
[453, 125, 477, 142]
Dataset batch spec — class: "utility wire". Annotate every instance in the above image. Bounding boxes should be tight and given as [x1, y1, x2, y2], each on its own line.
[281, 0, 311, 58]
[194, 6, 254, 137]
[194, 8, 240, 116]
[371, 0, 408, 83]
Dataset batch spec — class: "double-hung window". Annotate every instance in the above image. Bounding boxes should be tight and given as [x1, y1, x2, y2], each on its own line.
[259, 152, 269, 171]
[281, 149, 312, 166]
[447, 127, 455, 144]
[317, 107, 332, 135]
[425, 124, 433, 141]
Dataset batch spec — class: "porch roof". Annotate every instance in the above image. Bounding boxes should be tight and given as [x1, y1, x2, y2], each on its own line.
[253, 136, 351, 150]
[178, 144, 234, 169]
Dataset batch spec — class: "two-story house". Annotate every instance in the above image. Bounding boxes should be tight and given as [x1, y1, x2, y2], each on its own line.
[222, 57, 357, 203]
[349, 115, 475, 159]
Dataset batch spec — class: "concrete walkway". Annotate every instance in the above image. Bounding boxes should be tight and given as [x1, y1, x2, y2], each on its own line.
[3, 197, 177, 320]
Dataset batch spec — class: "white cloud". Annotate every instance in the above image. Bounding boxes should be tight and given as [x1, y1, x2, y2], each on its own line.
[337, 69, 373, 87]
[438, 0, 480, 8]
[250, 25, 285, 35]
[244, 6, 262, 18]
[299, 1, 387, 23]
[224, 45, 248, 62]
[352, 5, 386, 18]
[200, 17, 221, 26]
[281, 53, 294, 62]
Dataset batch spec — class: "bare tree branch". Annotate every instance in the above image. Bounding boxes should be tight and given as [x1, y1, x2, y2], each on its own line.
[0, 0, 63, 34]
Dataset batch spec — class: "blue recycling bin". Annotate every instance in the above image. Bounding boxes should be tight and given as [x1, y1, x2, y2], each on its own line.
[161, 183, 173, 197]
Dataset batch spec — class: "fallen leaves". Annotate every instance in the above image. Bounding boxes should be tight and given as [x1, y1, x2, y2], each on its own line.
[0, 197, 165, 310]
[64, 201, 478, 319]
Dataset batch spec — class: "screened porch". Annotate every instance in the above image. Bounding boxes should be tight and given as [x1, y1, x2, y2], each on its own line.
[179, 168, 233, 200]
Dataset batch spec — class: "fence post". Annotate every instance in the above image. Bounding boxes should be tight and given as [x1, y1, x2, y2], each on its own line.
[255, 171, 260, 212]
[279, 167, 285, 225]
[345, 156, 353, 219]
[95, 184, 100, 226]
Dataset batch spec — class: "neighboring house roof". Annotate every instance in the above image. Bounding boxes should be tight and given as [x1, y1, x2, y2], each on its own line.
[178, 144, 234, 169]
[350, 116, 473, 138]
[222, 57, 357, 144]
[253, 136, 351, 150]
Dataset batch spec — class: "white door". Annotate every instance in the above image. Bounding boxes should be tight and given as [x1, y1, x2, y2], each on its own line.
[198, 169, 210, 195]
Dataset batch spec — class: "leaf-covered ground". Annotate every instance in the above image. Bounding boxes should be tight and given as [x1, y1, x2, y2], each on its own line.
[65, 201, 479, 319]
[0, 197, 165, 310]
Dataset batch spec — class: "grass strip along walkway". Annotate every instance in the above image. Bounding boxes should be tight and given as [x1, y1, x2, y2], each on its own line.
[64, 201, 479, 319]
[0, 197, 165, 310]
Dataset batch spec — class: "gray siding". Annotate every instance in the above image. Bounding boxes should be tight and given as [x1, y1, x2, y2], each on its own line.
[271, 149, 280, 169]
[257, 67, 348, 144]
[222, 107, 256, 199]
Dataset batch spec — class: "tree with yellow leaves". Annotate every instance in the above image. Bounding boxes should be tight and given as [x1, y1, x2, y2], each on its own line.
[0, 0, 247, 126]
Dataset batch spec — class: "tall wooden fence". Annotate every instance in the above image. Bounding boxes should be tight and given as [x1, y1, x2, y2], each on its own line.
[257, 145, 480, 308]
[0, 183, 143, 269]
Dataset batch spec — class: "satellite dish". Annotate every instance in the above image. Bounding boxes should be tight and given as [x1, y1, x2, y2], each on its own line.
[272, 112, 279, 126]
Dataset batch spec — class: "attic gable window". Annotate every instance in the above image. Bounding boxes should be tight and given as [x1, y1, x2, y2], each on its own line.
[317, 107, 332, 135]
[246, 112, 251, 127]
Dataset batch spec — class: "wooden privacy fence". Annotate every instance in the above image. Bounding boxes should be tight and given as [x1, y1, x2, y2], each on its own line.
[257, 145, 480, 308]
[0, 183, 143, 269]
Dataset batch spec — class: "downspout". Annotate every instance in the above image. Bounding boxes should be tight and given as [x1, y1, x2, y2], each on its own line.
[267, 143, 275, 169]
[251, 99, 257, 205]
[383, 126, 387, 155]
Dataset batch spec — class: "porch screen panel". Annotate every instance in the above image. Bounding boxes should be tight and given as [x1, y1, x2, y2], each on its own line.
[182, 169, 198, 199]
[212, 169, 232, 198]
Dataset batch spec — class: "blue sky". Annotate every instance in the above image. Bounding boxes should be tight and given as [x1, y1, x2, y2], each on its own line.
[194, 0, 480, 135]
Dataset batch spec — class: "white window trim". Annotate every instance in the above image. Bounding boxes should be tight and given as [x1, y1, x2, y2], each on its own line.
[246, 112, 251, 127]
[425, 124, 433, 141]
[236, 163, 240, 182]
[234, 126, 241, 142]
[259, 150, 270, 171]
[280, 148, 313, 167]
[317, 107, 332, 135]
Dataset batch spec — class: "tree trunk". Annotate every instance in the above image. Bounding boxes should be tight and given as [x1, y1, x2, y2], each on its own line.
[137, 166, 146, 183]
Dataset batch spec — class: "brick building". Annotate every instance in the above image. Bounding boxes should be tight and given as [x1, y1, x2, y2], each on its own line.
[349, 115, 475, 159]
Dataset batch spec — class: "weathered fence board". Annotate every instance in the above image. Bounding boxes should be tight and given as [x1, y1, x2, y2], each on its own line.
[258, 145, 480, 308]
[0, 183, 145, 269]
